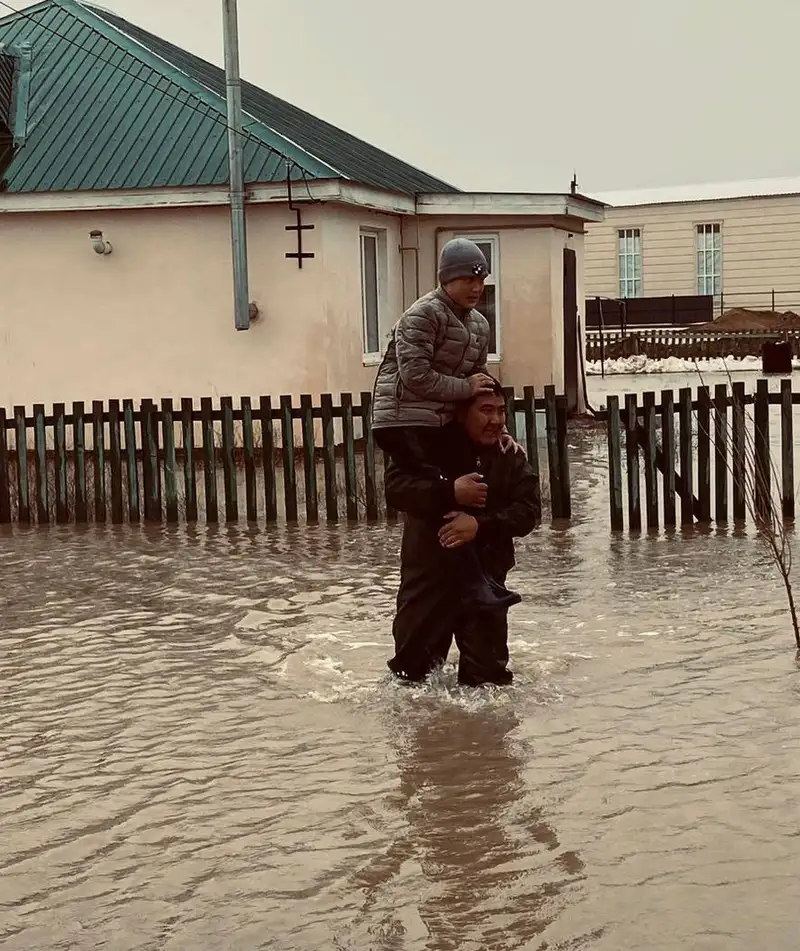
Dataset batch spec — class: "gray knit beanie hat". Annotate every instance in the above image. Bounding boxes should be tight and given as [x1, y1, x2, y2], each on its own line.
[438, 238, 489, 285]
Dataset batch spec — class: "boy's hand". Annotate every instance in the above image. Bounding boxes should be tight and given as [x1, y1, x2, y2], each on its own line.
[438, 512, 479, 549]
[454, 472, 488, 508]
[499, 432, 526, 456]
[468, 373, 496, 396]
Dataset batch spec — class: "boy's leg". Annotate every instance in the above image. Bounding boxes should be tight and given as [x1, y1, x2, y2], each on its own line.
[374, 427, 443, 480]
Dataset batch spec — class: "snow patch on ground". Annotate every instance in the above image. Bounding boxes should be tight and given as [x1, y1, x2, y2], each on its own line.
[584, 354, 800, 375]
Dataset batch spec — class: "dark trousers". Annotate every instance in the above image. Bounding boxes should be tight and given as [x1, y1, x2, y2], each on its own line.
[374, 426, 444, 482]
[375, 426, 494, 593]
[389, 569, 513, 687]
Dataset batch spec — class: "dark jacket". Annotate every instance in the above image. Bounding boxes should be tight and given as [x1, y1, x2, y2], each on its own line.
[384, 422, 541, 579]
[371, 287, 490, 430]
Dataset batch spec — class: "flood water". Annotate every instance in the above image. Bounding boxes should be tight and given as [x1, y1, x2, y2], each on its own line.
[4, 389, 800, 950]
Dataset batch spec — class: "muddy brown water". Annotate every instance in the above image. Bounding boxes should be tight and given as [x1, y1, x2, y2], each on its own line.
[3, 381, 800, 950]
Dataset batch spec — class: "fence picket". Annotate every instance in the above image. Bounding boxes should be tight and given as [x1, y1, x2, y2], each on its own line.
[642, 391, 658, 530]
[697, 387, 711, 523]
[360, 392, 378, 521]
[141, 399, 161, 523]
[544, 386, 563, 519]
[341, 393, 358, 521]
[300, 394, 319, 523]
[754, 379, 771, 519]
[259, 396, 277, 523]
[320, 393, 338, 522]
[73, 402, 87, 524]
[0, 409, 9, 524]
[678, 388, 694, 526]
[714, 384, 728, 524]
[33, 403, 48, 524]
[93, 400, 106, 523]
[162, 399, 179, 524]
[181, 398, 198, 523]
[781, 379, 794, 521]
[109, 400, 124, 524]
[661, 389, 676, 528]
[201, 397, 218, 523]
[123, 399, 140, 524]
[14, 406, 29, 524]
[241, 397, 258, 523]
[221, 396, 238, 523]
[54, 403, 68, 525]
[522, 386, 540, 487]
[731, 383, 747, 521]
[624, 393, 641, 532]
[607, 395, 624, 531]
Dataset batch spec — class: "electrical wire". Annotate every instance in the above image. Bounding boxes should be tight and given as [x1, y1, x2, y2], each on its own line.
[0, 0, 315, 181]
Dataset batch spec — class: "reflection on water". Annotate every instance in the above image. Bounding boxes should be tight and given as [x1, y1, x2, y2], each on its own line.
[3, 438, 800, 950]
[342, 703, 586, 950]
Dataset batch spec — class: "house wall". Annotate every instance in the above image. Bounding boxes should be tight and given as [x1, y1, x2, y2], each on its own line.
[585, 194, 800, 311]
[0, 202, 400, 411]
[0, 201, 588, 413]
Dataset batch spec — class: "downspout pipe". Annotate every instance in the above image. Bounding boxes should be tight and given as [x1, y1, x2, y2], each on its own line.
[222, 0, 250, 331]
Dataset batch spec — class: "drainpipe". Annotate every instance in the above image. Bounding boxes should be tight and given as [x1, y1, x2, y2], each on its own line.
[222, 0, 250, 331]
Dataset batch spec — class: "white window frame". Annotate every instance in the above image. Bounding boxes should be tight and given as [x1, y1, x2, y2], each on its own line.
[360, 228, 386, 361]
[696, 223, 722, 298]
[453, 233, 501, 359]
[618, 228, 642, 299]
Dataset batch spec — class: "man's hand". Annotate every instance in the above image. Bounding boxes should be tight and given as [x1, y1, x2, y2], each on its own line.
[454, 472, 488, 508]
[468, 373, 496, 396]
[438, 512, 479, 549]
[499, 432, 526, 456]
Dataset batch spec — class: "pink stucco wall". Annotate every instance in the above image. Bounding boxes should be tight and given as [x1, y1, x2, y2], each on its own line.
[0, 201, 584, 413]
[0, 202, 400, 411]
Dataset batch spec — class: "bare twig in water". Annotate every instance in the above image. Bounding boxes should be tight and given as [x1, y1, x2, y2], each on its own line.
[692, 359, 800, 649]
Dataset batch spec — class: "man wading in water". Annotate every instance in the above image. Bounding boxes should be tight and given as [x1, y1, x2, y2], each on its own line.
[383, 379, 541, 686]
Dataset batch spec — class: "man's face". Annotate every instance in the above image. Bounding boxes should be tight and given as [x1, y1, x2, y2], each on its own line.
[444, 276, 485, 310]
[462, 392, 507, 446]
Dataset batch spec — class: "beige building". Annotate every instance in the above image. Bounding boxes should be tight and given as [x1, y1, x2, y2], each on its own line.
[584, 177, 800, 315]
[0, 1, 603, 414]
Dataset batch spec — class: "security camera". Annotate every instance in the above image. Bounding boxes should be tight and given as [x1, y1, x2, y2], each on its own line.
[89, 230, 113, 255]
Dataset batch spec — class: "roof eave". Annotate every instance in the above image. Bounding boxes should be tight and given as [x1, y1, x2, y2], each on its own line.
[415, 192, 606, 222]
[0, 178, 418, 213]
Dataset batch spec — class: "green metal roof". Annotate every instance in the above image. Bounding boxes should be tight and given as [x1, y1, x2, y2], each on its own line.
[0, 0, 458, 195]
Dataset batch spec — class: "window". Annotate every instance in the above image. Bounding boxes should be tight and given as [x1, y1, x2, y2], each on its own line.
[360, 230, 382, 356]
[618, 229, 642, 298]
[454, 234, 500, 356]
[697, 224, 722, 296]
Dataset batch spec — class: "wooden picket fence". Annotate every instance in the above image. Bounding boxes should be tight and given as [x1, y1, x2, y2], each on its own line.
[0, 386, 572, 527]
[585, 329, 800, 362]
[604, 379, 796, 531]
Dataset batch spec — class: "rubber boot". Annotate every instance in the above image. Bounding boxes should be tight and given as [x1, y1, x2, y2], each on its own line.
[447, 544, 521, 611]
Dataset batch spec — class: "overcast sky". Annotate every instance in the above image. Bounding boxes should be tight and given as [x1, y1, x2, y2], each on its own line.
[21, 0, 800, 195]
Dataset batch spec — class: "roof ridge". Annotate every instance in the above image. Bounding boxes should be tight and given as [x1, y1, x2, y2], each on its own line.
[64, 0, 339, 177]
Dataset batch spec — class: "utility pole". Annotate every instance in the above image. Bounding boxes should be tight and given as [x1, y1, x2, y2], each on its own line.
[222, 0, 250, 331]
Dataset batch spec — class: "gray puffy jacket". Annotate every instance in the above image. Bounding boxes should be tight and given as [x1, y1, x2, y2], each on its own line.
[371, 287, 490, 429]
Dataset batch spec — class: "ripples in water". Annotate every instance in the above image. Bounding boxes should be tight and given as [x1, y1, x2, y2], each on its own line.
[3, 461, 800, 949]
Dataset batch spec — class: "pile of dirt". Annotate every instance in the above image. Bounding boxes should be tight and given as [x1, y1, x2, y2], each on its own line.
[695, 308, 800, 332]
